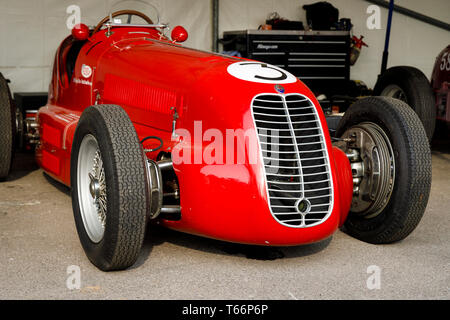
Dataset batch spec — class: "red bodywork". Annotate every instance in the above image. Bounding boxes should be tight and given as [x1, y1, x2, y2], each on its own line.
[36, 25, 353, 246]
[432, 45, 450, 123]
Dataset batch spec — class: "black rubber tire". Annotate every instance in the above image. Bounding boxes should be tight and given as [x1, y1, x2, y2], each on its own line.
[0, 73, 15, 180]
[71, 105, 148, 271]
[337, 97, 432, 244]
[373, 66, 436, 142]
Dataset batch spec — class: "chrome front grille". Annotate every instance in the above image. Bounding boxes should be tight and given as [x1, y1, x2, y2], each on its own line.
[251, 93, 333, 228]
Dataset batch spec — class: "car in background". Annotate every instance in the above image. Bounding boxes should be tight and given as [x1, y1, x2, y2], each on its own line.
[374, 45, 450, 141]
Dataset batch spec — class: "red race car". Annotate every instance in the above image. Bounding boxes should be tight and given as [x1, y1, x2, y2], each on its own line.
[0, 1, 432, 271]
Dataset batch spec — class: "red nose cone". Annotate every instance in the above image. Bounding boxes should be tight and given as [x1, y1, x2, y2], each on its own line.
[171, 26, 188, 43]
[72, 23, 90, 41]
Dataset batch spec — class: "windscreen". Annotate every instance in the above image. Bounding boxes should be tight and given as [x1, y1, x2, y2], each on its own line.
[108, 0, 160, 25]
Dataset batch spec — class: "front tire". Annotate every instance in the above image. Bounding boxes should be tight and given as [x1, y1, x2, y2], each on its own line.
[71, 105, 148, 271]
[337, 97, 432, 244]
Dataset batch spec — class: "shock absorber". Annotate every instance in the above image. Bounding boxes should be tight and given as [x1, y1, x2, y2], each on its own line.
[145, 159, 181, 220]
[332, 135, 364, 196]
[141, 136, 181, 220]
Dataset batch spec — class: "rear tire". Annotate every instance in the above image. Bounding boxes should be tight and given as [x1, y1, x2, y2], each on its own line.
[337, 97, 431, 244]
[373, 66, 436, 142]
[0, 73, 15, 180]
[71, 104, 148, 271]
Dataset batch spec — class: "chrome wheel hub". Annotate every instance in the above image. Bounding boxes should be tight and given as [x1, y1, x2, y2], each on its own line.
[89, 173, 101, 199]
[77, 135, 107, 243]
[340, 122, 396, 219]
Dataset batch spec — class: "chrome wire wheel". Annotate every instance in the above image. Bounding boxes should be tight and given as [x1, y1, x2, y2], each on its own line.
[71, 105, 149, 271]
[341, 122, 396, 219]
[77, 134, 107, 243]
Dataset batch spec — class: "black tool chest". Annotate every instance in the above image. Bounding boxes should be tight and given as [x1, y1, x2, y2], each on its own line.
[222, 30, 351, 99]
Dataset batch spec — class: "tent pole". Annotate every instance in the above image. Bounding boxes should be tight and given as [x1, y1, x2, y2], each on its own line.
[212, 0, 219, 52]
[380, 0, 394, 75]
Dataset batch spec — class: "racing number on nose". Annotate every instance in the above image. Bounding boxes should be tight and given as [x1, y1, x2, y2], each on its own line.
[241, 63, 288, 81]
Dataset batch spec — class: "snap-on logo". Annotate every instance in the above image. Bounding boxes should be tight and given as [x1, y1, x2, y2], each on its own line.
[81, 64, 92, 78]
[257, 44, 278, 50]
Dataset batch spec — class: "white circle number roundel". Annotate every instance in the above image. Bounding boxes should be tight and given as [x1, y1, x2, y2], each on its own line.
[227, 62, 297, 84]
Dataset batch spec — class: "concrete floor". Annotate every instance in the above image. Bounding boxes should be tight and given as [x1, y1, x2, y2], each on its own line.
[1, 134, 449, 300]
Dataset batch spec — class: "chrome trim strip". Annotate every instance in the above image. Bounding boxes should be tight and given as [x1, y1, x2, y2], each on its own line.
[251, 52, 285, 56]
[288, 58, 345, 62]
[289, 65, 345, 68]
[290, 52, 347, 56]
[299, 77, 346, 80]
[223, 30, 350, 36]
[253, 40, 346, 44]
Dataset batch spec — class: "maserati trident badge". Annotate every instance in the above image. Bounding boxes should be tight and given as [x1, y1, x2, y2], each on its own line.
[275, 84, 285, 94]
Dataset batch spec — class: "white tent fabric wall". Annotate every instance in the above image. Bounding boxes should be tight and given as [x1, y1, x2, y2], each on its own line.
[0, 0, 448, 94]
[0, 0, 212, 93]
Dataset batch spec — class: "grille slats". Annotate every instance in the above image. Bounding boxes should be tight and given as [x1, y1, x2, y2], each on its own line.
[252, 93, 333, 228]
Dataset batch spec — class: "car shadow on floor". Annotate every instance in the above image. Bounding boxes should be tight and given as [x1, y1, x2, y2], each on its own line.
[132, 224, 332, 269]
[43, 172, 71, 196]
[431, 122, 450, 154]
[431, 125, 450, 167]
[4, 151, 39, 182]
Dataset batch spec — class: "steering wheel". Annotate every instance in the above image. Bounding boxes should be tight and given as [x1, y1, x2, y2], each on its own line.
[92, 10, 154, 35]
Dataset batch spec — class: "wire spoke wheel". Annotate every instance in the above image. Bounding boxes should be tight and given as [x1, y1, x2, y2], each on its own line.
[77, 134, 106, 243]
[71, 105, 148, 271]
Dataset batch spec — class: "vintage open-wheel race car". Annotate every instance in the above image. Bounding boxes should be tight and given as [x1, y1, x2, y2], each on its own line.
[0, 1, 432, 271]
